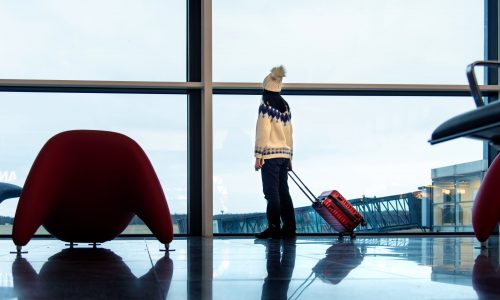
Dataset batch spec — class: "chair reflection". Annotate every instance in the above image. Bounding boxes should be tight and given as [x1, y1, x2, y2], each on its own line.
[12, 248, 173, 299]
[473, 247, 500, 299]
[259, 239, 296, 300]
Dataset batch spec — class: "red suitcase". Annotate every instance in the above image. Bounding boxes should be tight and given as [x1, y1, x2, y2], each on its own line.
[288, 170, 366, 238]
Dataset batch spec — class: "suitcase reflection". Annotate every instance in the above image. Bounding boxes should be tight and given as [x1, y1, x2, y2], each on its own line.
[312, 241, 364, 285]
[259, 240, 365, 300]
[288, 241, 364, 300]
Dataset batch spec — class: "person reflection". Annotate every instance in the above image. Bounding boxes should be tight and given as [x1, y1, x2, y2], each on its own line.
[12, 248, 173, 299]
[312, 241, 363, 285]
[472, 247, 500, 299]
[259, 239, 296, 300]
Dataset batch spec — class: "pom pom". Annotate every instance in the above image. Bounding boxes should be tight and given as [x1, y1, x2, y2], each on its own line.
[270, 65, 286, 79]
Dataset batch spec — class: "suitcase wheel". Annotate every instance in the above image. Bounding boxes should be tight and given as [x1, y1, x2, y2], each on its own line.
[350, 232, 356, 239]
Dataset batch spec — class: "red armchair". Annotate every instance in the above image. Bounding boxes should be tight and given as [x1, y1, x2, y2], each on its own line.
[12, 130, 173, 251]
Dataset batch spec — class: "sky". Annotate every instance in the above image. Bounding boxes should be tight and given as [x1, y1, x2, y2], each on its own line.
[0, 1, 486, 217]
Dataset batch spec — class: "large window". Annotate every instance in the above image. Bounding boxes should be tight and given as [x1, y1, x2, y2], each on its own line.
[211, 0, 489, 235]
[0, 93, 187, 234]
[0, 0, 186, 81]
[213, 95, 483, 233]
[213, 0, 484, 84]
[0, 2, 494, 236]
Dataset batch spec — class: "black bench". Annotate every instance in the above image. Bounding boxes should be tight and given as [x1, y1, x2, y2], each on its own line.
[429, 61, 500, 148]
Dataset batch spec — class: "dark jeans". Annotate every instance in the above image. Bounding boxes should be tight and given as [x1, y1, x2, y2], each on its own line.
[261, 158, 296, 232]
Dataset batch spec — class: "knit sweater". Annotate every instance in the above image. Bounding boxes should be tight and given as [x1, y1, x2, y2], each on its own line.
[254, 100, 293, 160]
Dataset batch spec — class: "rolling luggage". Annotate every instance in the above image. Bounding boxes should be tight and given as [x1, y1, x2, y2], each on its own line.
[288, 170, 366, 238]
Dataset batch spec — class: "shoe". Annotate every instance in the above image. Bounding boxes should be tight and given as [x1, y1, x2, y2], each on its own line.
[255, 226, 280, 239]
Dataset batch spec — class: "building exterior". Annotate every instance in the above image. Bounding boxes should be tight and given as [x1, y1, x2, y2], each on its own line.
[431, 160, 488, 232]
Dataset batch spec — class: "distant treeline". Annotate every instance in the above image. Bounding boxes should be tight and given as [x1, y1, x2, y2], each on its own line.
[130, 214, 187, 225]
[0, 215, 187, 226]
[130, 215, 144, 225]
[0, 216, 14, 225]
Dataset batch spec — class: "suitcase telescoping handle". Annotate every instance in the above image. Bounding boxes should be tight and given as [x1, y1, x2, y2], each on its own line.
[288, 170, 318, 204]
[287, 271, 316, 300]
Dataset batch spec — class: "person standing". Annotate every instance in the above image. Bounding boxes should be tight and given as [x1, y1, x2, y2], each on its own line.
[254, 65, 296, 239]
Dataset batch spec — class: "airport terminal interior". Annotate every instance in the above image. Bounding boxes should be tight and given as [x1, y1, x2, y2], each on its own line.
[1, 1, 500, 299]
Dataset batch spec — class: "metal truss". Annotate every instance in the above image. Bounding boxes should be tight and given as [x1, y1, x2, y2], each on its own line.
[212, 191, 425, 234]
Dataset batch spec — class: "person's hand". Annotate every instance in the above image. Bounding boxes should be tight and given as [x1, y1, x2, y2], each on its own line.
[287, 160, 293, 171]
[255, 158, 264, 171]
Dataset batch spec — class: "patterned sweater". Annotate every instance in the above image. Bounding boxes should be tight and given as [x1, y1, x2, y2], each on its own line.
[254, 100, 293, 160]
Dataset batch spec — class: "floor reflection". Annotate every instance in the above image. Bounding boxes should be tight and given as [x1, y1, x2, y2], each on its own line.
[259, 239, 296, 300]
[288, 240, 364, 299]
[1, 236, 500, 299]
[312, 241, 364, 285]
[472, 247, 500, 299]
[12, 248, 173, 299]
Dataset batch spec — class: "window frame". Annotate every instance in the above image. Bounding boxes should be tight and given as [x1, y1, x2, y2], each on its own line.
[0, 0, 497, 236]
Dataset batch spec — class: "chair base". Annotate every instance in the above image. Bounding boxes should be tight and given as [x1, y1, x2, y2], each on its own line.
[160, 243, 175, 253]
[10, 245, 28, 255]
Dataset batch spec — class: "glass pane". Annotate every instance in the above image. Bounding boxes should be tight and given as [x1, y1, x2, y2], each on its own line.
[213, 95, 482, 234]
[213, 0, 484, 84]
[433, 203, 458, 227]
[0, 92, 187, 234]
[431, 166, 483, 232]
[0, 0, 186, 81]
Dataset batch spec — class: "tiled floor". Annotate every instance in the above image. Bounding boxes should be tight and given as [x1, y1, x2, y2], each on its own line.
[0, 235, 498, 299]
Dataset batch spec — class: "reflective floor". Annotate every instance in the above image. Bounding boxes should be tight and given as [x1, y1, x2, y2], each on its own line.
[0, 235, 498, 299]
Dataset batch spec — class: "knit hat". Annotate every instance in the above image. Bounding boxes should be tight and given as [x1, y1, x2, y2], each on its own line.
[263, 65, 286, 92]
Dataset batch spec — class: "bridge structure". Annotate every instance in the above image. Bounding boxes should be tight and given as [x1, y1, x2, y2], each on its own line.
[212, 191, 427, 234]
